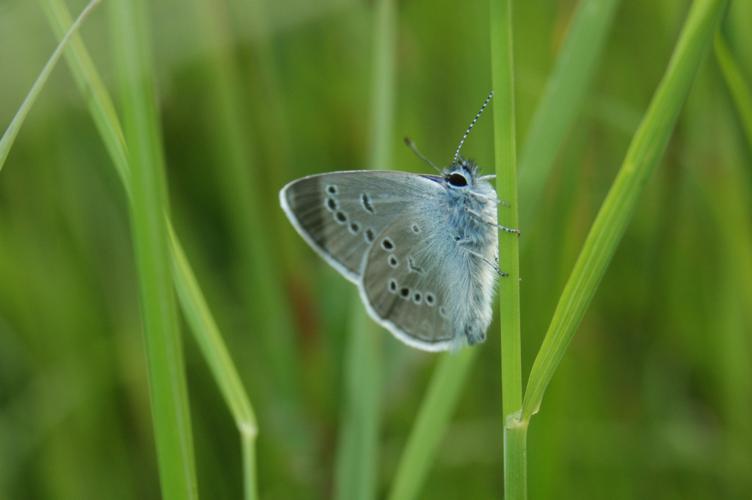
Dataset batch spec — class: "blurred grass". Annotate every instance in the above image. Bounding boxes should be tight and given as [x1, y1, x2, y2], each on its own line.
[1, 0, 751, 498]
[387, 349, 477, 500]
[184, 0, 311, 473]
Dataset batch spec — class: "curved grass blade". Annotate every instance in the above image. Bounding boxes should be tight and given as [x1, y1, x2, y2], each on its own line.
[0, 0, 101, 171]
[521, 0, 729, 422]
[39, 0, 130, 190]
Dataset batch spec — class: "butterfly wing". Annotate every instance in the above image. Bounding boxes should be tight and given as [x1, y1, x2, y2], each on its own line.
[279, 171, 442, 283]
[359, 213, 473, 351]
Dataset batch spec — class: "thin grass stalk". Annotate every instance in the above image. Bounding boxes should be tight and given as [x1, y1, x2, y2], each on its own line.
[521, 0, 728, 422]
[0, 0, 100, 171]
[110, 0, 199, 497]
[490, 0, 525, 498]
[518, 0, 620, 232]
[715, 35, 752, 148]
[334, 1, 395, 498]
[41, 1, 260, 497]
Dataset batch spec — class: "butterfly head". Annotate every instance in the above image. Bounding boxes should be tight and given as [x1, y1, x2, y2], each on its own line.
[443, 158, 480, 189]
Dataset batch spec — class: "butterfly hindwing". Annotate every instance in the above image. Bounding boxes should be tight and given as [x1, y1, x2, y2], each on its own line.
[359, 214, 467, 351]
[279, 171, 442, 282]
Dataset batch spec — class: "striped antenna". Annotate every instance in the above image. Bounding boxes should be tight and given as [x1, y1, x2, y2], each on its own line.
[453, 90, 494, 164]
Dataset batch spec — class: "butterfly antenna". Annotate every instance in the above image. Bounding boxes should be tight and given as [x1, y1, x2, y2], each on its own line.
[404, 137, 441, 173]
[453, 90, 494, 164]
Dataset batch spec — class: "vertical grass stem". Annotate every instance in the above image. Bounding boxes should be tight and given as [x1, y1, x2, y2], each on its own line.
[490, 0, 525, 497]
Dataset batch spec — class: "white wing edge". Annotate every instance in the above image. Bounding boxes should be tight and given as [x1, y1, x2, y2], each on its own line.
[279, 179, 361, 284]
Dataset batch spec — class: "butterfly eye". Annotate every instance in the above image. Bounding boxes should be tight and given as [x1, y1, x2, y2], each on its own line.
[447, 173, 468, 187]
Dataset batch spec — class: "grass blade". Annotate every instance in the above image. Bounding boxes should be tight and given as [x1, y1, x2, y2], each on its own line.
[518, 0, 621, 231]
[387, 350, 477, 500]
[41, 0, 260, 497]
[334, 1, 395, 498]
[110, 0, 199, 497]
[714, 35, 752, 148]
[0, 0, 100, 171]
[521, 0, 728, 422]
[490, 0, 526, 499]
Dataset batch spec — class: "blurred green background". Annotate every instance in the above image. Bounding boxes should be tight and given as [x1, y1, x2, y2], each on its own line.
[1, 0, 751, 498]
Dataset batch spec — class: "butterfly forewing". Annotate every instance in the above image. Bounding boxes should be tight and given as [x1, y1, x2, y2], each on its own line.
[279, 171, 442, 282]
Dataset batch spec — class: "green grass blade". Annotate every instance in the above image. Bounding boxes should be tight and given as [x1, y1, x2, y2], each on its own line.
[518, 0, 621, 231]
[387, 350, 477, 500]
[334, 1, 395, 499]
[521, 0, 728, 422]
[110, 0, 199, 497]
[42, 0, 260, 497]
[490, 0, 526, 498]
[715, 35, 752, 148]
[0, 0, 100, 171]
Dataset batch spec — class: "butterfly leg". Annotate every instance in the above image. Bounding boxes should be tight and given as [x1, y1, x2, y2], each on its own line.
[493, 255, 509, 277]
[458, 242, 508, 277]
[467, 209, 520, 235]
[498, 224, 520, 235]
[467, 192, 502, 205]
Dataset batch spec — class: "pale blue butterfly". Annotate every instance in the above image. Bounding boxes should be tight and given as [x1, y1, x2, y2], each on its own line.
[279, 92, 517, 351]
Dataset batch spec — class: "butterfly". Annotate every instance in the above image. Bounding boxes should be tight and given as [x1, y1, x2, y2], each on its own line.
[279, 92, 517, 351]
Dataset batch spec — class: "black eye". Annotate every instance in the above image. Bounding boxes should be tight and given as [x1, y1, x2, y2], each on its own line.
[447, 173, 468, 187]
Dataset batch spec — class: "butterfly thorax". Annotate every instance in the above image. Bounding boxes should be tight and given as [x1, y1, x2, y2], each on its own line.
[439, 160, 497, 252]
